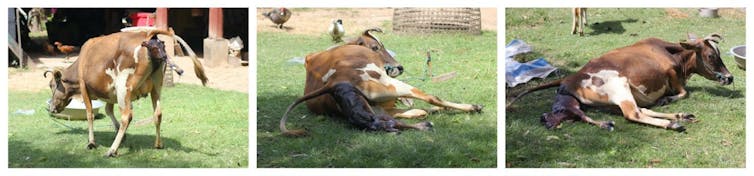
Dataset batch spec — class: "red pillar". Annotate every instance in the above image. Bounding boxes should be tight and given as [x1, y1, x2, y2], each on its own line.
[155, 8, 168, 30]
[208, 8, 223, 39]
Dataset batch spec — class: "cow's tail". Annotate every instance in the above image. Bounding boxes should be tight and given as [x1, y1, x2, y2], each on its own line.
[280, 83, 334, 137]
[506, 78, 563, 108]
[173, 35, 209, 86]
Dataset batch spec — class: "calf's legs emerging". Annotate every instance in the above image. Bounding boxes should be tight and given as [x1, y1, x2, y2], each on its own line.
[331, 83, 432, 132]
[542, 93, 614, 131]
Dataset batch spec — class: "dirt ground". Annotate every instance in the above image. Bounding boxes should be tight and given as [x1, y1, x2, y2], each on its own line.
[8, 54, 248, 93]
[257, 8, 497, 36]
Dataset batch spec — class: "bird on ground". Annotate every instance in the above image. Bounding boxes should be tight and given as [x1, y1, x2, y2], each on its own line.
[328, 19, 345, 43]
[262, 8, 291, 29]
[54, 41, 78, 63]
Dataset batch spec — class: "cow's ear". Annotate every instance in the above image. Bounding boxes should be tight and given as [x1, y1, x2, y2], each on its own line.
[680, 40, 701, 50]
[347, 37, 364, 46]
[687, 33, 698, 41]
[53, 69, 63, 82]
[141, 41, 149, 47]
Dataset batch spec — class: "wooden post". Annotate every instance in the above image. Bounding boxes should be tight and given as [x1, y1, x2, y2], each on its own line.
[155, 8, 168, 30]
[204, 8, 228, 67]
[208, 8, 223, 39]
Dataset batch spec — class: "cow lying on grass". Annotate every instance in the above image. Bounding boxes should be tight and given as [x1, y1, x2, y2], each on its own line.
[280, 28, 483, 136]
[508, 33, 732, 132]
[46, 30, 208, 157]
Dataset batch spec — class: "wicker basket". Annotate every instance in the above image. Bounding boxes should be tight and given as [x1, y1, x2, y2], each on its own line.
[393, 8, 482, 34]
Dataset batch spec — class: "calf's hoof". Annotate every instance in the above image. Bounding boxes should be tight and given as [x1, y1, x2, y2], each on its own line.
[471, 105, 484, 113]
[667, 122, 686, 132]
[86, 143, 97, 150]
[104, 150, 118, 157]
[154, 143, 164, 149]
[601, 121, 616, 132]
[540, 113, 560, 130]
[680, 113, 698, 123]
[417, 121, 434, 131]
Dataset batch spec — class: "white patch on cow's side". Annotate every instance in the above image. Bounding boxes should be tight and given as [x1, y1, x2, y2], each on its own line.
[356, 63, 415, 99]
[105, 68, 135, 109]
[579, 70, 635, 105]
[132, 46, 142, 63]
[322, 69, 336, 83]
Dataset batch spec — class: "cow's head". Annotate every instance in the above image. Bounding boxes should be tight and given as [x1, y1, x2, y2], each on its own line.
[44, 68, 73, 114]
[348, 28, 403, 77]
[681, 33, 733, 85]
[141, 35, 168, 61]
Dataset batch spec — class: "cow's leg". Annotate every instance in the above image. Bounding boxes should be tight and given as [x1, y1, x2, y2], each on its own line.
[583, 74, 684, 131]
[656, 70, 688, 106]
[105, 103, 120, 131]
[105, 90, 133, 157]
[605, 84, 685, 131]
[388, 109, 429, 119]
[373, 79, 481, 112]
[579, 9, 586, 36]
[79, 83, 97, 149]
[150, 90, 163, 149]
[639, 108, 697, 122]
[379, 101, 428, 119]
[571, 8, 579, 35]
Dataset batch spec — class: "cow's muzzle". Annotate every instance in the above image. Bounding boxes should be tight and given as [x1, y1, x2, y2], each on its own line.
[717, 73, 733, 85]
[385, 65, 404, 78]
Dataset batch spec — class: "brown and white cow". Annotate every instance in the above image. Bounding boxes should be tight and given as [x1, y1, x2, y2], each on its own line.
[507, 33, 732, 132]
[45, 30, 208, 157]
[280, 28, 483, 136]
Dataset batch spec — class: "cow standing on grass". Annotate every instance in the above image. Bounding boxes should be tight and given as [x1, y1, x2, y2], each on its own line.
[279, 28, 483, 136]
[508, 33, 732, 132]
[46, 30, 208, 157]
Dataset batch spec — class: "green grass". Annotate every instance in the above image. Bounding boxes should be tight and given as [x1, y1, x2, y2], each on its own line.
[505, 8, 745, 168]
[257, 30, 497, 167]
[8, 84, 249, 168]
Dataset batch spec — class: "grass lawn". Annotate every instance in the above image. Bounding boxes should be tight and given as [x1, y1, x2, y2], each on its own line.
[257, 30, 497, 167]
[8, 84, 249, 168]
[505, 8, 745, 168]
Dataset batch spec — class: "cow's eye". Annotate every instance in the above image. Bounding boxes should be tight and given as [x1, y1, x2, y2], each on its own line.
[371, 46, 379, 51]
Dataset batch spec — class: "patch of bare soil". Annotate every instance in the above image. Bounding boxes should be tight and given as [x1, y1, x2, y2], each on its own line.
[257, 8, 496, 36]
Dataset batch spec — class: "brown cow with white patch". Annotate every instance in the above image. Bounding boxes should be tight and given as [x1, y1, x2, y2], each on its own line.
[508, 33, 732, 132]
[280, 28, 483, 136]
[45, 30, 208, 157]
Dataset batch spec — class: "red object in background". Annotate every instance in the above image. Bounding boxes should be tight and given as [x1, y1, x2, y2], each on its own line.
[130, 12, 155, 26]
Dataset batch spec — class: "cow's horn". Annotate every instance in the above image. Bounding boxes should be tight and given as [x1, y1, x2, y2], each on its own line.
[363, 28, 384, 44]
[704, 33, 723, 43]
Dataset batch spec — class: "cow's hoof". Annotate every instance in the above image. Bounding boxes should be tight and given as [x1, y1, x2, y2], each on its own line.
[154, 143, 164, 149]
[104, 150, 118, 158]
[418, 121, 434, 131]
[471, 105, 484, 113]
[681, 113, 698, 123]
[602, 121, 615, 132]
[86, 143, 97, 150]
[667, 122, 686, 132]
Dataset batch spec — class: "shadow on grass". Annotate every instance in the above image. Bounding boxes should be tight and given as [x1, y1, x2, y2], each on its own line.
[52, 128, 211, 156]
[258, 91, 496, 168]
[686, 85, 744, 99]
[8, 138, 206, 168]
[588, 18, 639, 36]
